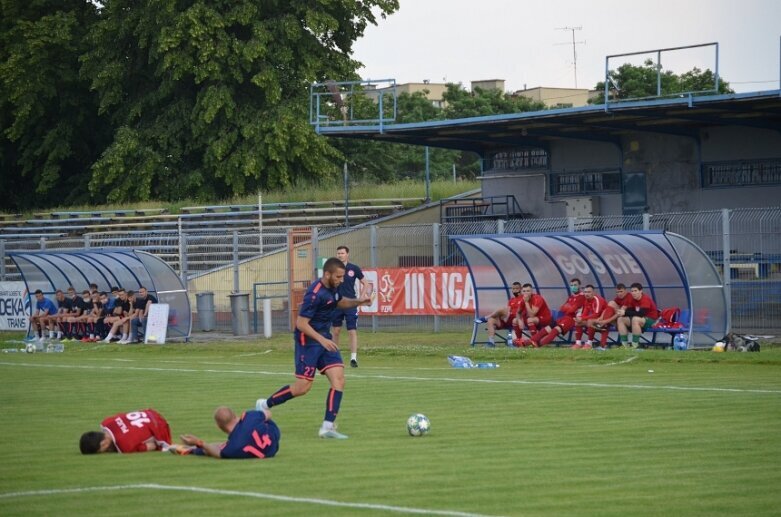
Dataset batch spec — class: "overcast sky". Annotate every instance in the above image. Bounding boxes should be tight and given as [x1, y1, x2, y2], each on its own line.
[352, 0, 781, 93]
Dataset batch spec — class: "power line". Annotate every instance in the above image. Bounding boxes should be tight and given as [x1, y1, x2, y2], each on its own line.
[555, 26, 585, 88]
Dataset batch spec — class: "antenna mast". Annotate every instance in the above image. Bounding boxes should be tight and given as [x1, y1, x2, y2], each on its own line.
[555, 26, 585, 88]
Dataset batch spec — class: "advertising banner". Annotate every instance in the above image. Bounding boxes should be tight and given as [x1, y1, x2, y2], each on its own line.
[359, 267, 475, 316]
[0, 282, 30, 331]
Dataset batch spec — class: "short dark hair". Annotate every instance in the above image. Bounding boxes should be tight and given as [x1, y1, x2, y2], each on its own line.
[127, 290, 135, 296]
[82, 290, 90, 296]
[522, 283, 533, 289]
[79, 431, 104, 454]
[616, 283, 626, 290]
[630, 282, 643, 291]
[99, 292, 108, 297]
[512, 281, 522, 287]
[89, 283, 98, 290]
[336, 245, 349, 253]
[110, 286, 119, 292]
[584, 284, 595, 290]
[569, 278, 581, 284]
[56, 289, 63, 294]
[34, 289, 43, 295]
[323, 257, 346, 274]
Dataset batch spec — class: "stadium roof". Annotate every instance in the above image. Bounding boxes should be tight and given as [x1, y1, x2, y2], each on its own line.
[314, 89, 781, 153]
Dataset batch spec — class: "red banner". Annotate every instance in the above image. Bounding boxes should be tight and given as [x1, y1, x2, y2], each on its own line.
[358, 267, 474, 316]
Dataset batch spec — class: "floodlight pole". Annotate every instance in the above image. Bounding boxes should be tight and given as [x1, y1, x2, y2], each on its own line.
[343, 162, 350, 227]
[425, 146, 431, 203]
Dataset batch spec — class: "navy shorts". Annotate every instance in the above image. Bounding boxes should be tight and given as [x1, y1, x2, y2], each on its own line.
[294, 333, 344, 381]
[332, 308, 358, 330]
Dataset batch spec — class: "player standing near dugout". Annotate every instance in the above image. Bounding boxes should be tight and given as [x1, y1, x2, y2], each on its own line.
[331, 245, 371, 367]
[256, 257, 371, 439]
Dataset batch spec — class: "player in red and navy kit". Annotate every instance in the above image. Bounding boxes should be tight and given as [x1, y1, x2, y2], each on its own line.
[256, 257, 371, 439]
[572, 284, 608, 349]
[525, 278, 585, 347]
[79, 408, 172, 454]
[331, 245, 371, 367]
[475, 281, 524, 347]
[173, 407, 280, 459]
[617, 282, 660, 348]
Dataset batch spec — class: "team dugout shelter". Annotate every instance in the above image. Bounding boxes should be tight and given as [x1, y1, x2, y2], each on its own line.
[9, 250, 191, 340]
[451, 231, 727, 348]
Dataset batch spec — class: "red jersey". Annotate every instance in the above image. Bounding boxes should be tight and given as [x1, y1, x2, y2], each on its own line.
[507, 295, 524, 318]
[613, 293, 632, 307]
[626, 294, 659, 319]
[101, 409, 172, 453]
[525, 294, 552, 325]
[560, 293, 585, 316]
[580, 295, 607, 320]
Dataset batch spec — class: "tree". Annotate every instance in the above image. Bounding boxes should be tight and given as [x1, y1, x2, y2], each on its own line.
[0, 0, 110, 210]
[442, 83, 546, 119]
[80, 0, 398, 203]
[590, 60, 733, 104]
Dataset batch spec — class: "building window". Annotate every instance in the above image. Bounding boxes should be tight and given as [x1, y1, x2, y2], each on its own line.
[549, 169, 622, 196]
[702, 158, 781, 188]
[487, 148, 548, 171]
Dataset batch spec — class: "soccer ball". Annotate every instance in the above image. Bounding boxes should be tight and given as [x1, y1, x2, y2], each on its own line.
[25, 343, 36, 354]
[406, 413, 430, 437]
[712, 341, 726, 353]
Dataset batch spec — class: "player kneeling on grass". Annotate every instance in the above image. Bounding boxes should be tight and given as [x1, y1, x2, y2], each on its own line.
[79, 409, 172, 454]
[169, 406, 279, 459]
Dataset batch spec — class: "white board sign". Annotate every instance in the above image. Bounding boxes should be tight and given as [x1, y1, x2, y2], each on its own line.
[0, 282, 30, 331]
[144, 303, 169, 344]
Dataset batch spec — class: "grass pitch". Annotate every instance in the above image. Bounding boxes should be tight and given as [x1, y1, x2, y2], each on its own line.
[1, 332, 780, 516]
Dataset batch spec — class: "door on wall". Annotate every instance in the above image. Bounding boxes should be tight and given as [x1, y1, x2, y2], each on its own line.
[622, 171, 647, 215]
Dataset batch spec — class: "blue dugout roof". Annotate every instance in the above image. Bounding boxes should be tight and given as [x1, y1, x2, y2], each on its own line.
[8, 249, 191, 340]
[451, 231, 727, 346]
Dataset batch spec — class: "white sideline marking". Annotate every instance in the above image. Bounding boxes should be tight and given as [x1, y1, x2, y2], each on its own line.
[0, 484, 496, 517]
[1, 361, 780, 394]
[596, 355, 639, 367]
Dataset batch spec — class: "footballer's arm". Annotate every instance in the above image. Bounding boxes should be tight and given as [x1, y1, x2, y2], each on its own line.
[336, 295, 371, 310]
[295, 316, 337, 350]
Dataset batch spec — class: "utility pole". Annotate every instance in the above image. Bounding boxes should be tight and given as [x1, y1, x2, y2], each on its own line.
[555, 26, 585, 88]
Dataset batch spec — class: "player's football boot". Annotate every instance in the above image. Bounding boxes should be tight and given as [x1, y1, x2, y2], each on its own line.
[350, 359, 358, 368]
[255, 398, 269, 411]
[474, 316, 488, 324]
[166, 444, 193, 455]
[319, 427, 349, 439]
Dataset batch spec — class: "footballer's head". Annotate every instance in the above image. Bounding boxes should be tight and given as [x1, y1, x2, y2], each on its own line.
[336, 245, 350, 263]
[322, 257, 346, 288]
[80, 431, 109, 454]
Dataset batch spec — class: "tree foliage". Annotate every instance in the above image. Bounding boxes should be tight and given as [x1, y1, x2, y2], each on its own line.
[80, 0, 399, 203]
[590, 60, 733, 104]
[0, 0, 110, 210]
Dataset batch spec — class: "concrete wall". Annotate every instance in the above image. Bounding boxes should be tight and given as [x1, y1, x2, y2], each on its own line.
[481, 125, 781, 217]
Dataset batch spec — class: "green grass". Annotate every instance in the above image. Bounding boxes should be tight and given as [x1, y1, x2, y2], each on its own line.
[10, 179, 479, 217]
[1, 332, 780, 516]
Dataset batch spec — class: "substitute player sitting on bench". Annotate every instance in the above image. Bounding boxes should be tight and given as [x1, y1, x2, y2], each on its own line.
[474, 281, 524, 346]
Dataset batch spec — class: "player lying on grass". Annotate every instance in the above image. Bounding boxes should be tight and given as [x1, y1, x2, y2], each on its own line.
[169, 406, 280, 459]
[79, 408, 172, 454]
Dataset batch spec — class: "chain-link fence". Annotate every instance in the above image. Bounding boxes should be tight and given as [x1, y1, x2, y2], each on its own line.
[2, 207, 780, 334]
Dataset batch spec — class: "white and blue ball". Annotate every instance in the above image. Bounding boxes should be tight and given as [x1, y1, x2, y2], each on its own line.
[406, 413, 430, 437]
[25, 343, 36, 354]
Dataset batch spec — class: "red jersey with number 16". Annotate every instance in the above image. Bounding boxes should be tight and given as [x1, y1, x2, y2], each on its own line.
[101, 409, 172, 453]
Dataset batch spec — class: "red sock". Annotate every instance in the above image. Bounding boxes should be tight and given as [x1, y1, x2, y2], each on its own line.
[530, 329, 547, 344]
[600, 329, 609, 346]
[540, 328, 561, 346]
[587, 327, 596, 341]
[527, 324, 538, 334]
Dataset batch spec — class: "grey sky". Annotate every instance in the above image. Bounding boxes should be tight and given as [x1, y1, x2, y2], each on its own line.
[353, 0, 781, 93]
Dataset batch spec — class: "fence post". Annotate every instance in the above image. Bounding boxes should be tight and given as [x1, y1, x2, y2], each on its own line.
[83, 234, 90, 249]
[0, 240, 5, 281]
[40, 236, 46, 251]
[722, 208, 732, 331]
[370, 224, 378, 333]
[643, 213, 651, 230]
[178, 232, 188, 284]
[567, 217, 575, 232]
[233, 231, 240, 292]
[311, 227, 319, 278]
[433, 223, 441, 333]
[497, 219, 505, 234]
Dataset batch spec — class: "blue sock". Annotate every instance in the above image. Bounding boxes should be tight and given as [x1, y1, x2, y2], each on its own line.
[324, 388, 343, 423]
[267, 385, 294, 408]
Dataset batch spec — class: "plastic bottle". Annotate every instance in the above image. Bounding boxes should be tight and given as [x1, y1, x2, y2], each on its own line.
[476, 362, 500, 368]
[47, 343, 64, 353]
[447, 355, 474, 368]
[673, 334, 688, 351]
